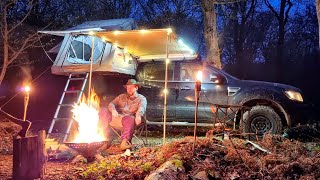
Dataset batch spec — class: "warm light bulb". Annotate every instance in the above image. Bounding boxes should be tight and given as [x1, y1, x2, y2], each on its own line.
[140, 29, 148, 34]
[167, 28, 172, 34]
[113, 31, 120, 35]
[166, 59, 170, 64]
[163, 89, 168, 95]
[88, 31, 95, 35]
[24, 86, 31, 93]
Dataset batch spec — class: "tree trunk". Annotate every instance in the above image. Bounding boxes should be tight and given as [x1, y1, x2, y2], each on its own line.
[317, 0, 320, 47]
[277, 0, 286, 65]
[201, 0, 221, 69]
[0, 3, 9, 85]
[12, 130, 47, 180]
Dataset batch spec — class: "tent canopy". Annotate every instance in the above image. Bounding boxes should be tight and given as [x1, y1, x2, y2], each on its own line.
[39, 18, 137, 36]
[84, 29, 196, 61]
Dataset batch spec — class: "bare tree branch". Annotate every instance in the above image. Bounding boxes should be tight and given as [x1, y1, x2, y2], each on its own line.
[8, 0, 35, 34]
[7, 44, 16, 54]
[265, 0, 280, 21]
[245, 0, 256, 21]
[284, 0, 293, 25]
[8, 32, 37, 64]
[4, 1, 15, 10]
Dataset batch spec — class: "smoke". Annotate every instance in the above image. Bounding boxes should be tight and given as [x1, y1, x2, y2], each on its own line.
[20, 66, 32, 85]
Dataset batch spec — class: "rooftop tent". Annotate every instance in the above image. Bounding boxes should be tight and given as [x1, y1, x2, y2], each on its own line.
[39, 18, 138, 75]
[39, 19, 197, 76]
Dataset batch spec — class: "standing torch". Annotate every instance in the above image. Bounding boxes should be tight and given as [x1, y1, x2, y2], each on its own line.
[193, 71, 202, 154]
[23, 85, 31, 121]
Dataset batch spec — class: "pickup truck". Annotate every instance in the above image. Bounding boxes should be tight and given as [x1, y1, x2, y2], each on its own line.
[129, 60, 307, 137]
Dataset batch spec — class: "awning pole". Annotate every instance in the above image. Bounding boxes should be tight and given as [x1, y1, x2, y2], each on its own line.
[163, 30, 171, 145]
[88, 34, 95, 103]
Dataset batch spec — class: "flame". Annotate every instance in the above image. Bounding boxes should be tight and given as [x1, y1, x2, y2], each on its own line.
[71, 89, 105, 143]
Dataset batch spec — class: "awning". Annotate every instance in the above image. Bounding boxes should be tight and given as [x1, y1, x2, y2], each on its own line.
[86, 29, 197, 61]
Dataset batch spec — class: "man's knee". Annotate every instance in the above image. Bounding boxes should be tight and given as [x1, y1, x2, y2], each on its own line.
[122, 116, 135, 128]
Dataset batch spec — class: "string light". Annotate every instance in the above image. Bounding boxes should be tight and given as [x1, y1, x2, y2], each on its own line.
[163, 89, 168, 95]
[178, 39, 194, 54]
[140, 29, 148, 34]
[24, 85, 31, 93]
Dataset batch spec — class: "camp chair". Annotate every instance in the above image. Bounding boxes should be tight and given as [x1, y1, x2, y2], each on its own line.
[108, 114, 147, 149]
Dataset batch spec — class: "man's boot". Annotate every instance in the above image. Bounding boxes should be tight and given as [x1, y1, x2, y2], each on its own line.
[119, 138, 132, 150]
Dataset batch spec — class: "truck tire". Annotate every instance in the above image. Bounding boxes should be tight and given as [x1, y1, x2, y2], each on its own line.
[242, 105, 282, 140]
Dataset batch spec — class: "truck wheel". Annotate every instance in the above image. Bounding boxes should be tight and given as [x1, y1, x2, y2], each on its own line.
[242, 105, 282, 140]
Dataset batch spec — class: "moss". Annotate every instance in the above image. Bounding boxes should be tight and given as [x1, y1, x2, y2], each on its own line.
[170, 159, 184, 169]
[141, 162, 153, 172]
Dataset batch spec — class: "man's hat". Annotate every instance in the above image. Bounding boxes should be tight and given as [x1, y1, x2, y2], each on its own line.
[123, 79, 140, 88]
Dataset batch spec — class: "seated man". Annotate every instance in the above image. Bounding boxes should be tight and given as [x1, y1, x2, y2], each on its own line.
[99, 79, 147, 150]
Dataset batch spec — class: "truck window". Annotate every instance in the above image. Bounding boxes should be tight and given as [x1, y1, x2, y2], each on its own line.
[181, 63, 216, 83]
[143, 63, 174, 81]
[181, 63, 201, 81]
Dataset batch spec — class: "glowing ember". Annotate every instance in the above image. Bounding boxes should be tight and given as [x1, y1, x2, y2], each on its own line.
[71, 89, 105, 143]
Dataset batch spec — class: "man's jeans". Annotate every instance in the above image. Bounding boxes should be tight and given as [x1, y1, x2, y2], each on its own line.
[99, 108, 135, 142]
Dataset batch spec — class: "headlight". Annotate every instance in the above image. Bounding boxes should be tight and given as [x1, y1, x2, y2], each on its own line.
[284, 90, 303, 102]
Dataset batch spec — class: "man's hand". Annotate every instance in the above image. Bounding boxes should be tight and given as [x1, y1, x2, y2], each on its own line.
[111, 109, 119, 117]
[135, 115, 142, 126]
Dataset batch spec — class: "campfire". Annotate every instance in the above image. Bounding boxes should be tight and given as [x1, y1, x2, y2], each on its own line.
[64, 89, 108, 160]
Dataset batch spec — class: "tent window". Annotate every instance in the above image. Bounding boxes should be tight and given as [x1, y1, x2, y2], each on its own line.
[67, 35, 106, 64]
[69, 40, 91, 61]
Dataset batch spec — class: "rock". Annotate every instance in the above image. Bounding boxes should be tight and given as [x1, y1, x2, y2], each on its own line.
[71, 155, 87, 164]
[47, 144, 78, 161]
[194, 171, 209, 180]
[120, 149, 131, 157]
[95, 154, 104, 161]
[145, 159, 186, 180]
[49, 151, 76, 161]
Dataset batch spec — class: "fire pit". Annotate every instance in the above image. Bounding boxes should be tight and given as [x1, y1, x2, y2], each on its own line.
[64, 141, 108, 161]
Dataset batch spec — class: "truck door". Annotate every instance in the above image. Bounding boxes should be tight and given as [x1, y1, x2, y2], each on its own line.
[176, 62, 228, 123]
[136, 62, 176, 121]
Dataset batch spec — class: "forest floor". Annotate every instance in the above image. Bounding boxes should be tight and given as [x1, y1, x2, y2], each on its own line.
[0, 118, 320, 180]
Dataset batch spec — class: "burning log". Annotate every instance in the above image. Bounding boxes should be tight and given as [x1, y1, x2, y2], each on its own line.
[12, 130, 47, 180]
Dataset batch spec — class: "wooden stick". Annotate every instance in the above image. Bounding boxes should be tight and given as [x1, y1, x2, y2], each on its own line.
[246, 140, 272, 154]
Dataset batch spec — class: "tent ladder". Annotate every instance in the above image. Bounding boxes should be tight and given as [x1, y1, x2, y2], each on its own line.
[47, 72, 89, 142]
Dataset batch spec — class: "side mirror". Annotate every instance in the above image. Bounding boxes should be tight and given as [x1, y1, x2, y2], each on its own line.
[210, 74, 224, 84]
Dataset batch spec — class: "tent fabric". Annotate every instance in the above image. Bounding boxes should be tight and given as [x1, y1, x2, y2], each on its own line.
[39, 18, 137, 36]
[89, 29, 196, 61]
